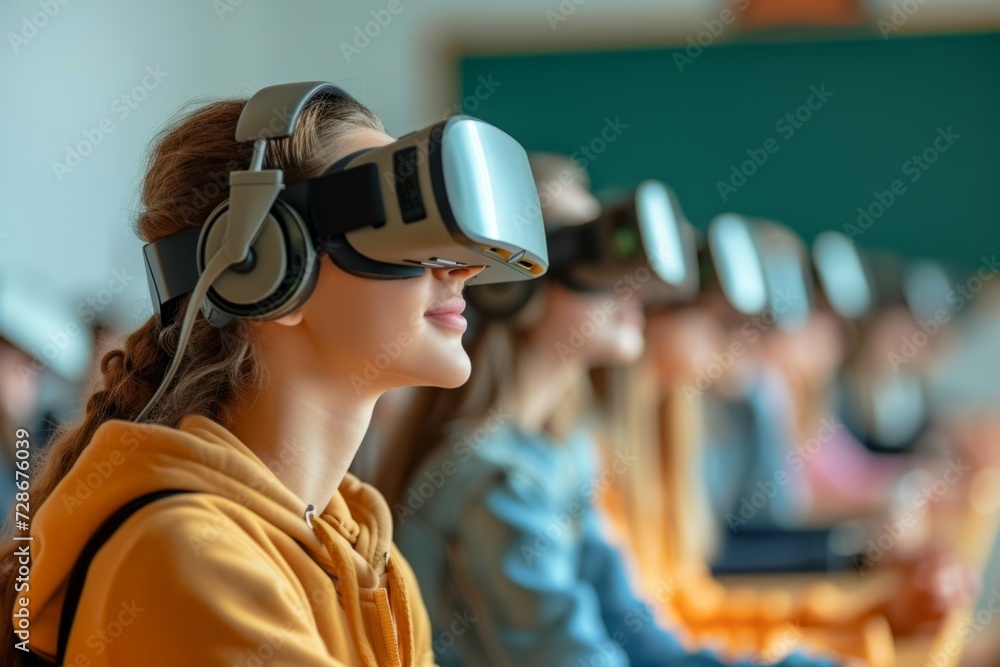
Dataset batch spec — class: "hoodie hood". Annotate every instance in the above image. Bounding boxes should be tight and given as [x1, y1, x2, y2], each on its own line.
[22, 414, 397, 655]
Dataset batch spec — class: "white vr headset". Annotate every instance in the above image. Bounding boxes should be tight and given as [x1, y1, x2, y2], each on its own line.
[135, 81, 547, 421]
[143, 81, 548, 328]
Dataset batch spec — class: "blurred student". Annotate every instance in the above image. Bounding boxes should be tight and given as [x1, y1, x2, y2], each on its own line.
[596, 235, 977, 661]
[0, 280, 95, 518]
[377, 155, 839, 667]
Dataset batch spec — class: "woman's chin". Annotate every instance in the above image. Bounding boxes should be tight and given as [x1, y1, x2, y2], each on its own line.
[614, 346, 645, 367]
[584, 340, 644, 368]
[431, 365, 472, 389]
[411, 356, 473, 389]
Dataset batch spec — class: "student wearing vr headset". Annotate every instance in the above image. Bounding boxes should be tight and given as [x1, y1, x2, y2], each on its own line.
[375, 155, 841, 667]
[1, 83, 548, 666]
[598, 221, 977, 662]
[594, 220, 885, 661]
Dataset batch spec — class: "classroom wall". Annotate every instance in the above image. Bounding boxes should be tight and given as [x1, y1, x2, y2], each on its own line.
[457, 31, 1000, 266]
[3, 0, 998, 329]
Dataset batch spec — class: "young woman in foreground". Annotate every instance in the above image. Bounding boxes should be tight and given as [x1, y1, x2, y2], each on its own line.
[0, 87, 513, 666]
[378, 155, 842, 667]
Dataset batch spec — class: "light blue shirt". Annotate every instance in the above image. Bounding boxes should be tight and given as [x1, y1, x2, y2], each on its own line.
[394, 419, 837, 667]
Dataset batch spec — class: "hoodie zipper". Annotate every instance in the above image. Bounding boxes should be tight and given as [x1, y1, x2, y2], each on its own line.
[374, 587, 403, 667]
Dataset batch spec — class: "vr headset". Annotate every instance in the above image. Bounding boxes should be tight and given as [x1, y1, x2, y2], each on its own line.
[143, 81, 547, 329]
[812, 231, 875, 320]
[701, 213, 769, 316]
[813, 232, 960, 325]
[135, 81, 546, 421]
[468, 179, 699, 318]
[751, 219, 814, 330]
[551, 180, 699, 298]
[701, 214, 814, 330]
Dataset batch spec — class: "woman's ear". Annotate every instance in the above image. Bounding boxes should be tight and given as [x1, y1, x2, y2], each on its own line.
[273, 308, 305, 327]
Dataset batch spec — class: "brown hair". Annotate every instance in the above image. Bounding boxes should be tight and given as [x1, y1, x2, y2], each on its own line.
[0, 92, 383, 665]
[376, 153, 594, 519]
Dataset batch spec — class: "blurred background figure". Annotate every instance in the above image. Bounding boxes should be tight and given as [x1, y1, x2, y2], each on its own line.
[597, 216, 987, 665]
[375, 155, 844, 666]
[0, 273, 96, 517]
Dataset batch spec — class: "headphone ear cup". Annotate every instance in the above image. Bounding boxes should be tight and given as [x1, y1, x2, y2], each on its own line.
[510, 283, 547, 330]
[466, 280, 540, 321]
[197, 199, 318, 326]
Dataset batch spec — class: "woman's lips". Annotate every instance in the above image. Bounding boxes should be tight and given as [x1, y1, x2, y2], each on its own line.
[425, 297, 468, 332]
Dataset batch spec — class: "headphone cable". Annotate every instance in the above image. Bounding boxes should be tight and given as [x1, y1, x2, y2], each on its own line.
[134, 249, 233, 422]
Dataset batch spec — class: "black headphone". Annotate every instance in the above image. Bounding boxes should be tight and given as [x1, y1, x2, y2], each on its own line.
[138, 82, 411, 421]
[143, 81, 421, 330]
[465, 185, 667, 320]
[464, 222, 590, 320]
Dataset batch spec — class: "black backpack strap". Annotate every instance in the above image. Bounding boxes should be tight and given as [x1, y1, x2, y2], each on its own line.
[49, 489, 192, 666]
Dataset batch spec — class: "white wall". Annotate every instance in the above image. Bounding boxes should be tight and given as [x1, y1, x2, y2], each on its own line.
[3, 0, 998, 330]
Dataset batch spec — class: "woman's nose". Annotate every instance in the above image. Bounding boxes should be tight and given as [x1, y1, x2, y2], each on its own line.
[430, 265, 486, 286]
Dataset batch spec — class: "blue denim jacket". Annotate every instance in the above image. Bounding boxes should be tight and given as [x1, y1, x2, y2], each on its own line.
[394, 419, 838, 667]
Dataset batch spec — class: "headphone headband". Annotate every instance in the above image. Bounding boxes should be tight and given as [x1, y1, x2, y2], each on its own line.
[136, 81, 547, 422]
[145, 82, 349, 326]
[234, 82, 355, 142]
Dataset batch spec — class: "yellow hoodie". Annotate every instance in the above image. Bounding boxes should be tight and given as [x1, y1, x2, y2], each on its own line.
[15, 414, 437, 666]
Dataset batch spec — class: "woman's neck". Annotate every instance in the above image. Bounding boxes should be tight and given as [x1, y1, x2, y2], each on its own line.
[227, 348, 378, 513]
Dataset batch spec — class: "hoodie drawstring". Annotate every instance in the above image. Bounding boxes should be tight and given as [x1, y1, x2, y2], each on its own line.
[310, 517, 381, 667]
[386, 552, 416, 666]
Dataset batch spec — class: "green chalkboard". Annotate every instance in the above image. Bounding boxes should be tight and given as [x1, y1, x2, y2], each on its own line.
[459, 31, 1000, 267]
